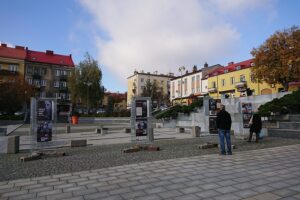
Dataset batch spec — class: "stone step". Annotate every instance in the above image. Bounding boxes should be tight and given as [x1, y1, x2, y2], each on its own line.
[279, 122, 300, 129]
[288, 115, 300, 122]
[268, 128, 300, 139]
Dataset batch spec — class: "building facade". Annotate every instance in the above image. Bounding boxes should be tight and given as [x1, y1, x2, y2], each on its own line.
[0, 43, 26, 83]
[207, 59, 284, 99]
[170, 64, 222, 105]
[25, 49, 74, 112]
[127, 71, 174, 108]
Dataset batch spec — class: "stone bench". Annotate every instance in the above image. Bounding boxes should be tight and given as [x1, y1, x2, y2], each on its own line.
[176, 126, 201, 137]
[71, 139, 87, 147]
[96, 126, 131, 134]
[0, 136, 20, 154]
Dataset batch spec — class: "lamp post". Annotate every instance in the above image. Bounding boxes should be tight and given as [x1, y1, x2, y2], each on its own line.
[178, 66, 185, 105]
[85, 82, 92, 114]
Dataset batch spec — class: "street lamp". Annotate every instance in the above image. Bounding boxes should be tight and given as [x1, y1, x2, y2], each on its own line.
[85, 81, 92, 114]
[178, 66, 185, 104]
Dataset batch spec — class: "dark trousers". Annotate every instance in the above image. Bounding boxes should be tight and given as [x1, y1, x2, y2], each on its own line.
[248, 132, 259, 142]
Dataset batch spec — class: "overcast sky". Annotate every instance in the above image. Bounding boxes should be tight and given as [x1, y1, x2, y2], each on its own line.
[1, 0, 299, 92]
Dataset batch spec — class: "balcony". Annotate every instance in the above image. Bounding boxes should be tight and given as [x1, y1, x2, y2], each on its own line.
[208, 87, 217, 93]
[32, 73, 41, 79]
[60, 75, 68, 81]
[59, 86, 68, 92]
[235, 81, 247, 88]
[0, 69, 19, 76]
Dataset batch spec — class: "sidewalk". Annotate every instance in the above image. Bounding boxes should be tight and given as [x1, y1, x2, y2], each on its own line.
[1, 144, 299, 200]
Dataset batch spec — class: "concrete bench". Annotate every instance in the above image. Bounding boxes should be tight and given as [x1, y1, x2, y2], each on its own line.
[0, 136, 20, 154]
[96, 126, 131, 134]
[71, 139, 87, 147]
[176, 126, 201, 137]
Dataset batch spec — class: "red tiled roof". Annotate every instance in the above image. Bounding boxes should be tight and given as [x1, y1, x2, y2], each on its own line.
[0, 44, 26, 60]
[26, 50, 74, 67]
[207, 58, 254, 77]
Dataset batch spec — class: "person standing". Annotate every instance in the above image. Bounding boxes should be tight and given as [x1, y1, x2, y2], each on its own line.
[248, 113, 262, 143]
[216, 104, 232, 155]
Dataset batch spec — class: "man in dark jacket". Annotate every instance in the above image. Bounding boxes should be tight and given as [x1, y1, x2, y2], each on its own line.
[216, 104, 232, 155]
[248, 113, 262, 143]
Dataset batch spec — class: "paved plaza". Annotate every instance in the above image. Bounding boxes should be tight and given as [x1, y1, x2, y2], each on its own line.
[1, 144, 300, 200]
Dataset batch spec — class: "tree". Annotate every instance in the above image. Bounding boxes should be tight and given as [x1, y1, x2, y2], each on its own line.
[141, 80, 169, 108]
[251, 26, 300, 91]
[68, 52, 105, 111]
[0, 75, 34, 115]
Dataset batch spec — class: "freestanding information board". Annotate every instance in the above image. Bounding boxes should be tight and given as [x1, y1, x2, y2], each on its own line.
[131, 97, 153, 144]
[29, 97, 67, 152]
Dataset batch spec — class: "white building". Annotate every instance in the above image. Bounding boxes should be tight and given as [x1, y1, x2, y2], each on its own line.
[170, 64, 222, 105]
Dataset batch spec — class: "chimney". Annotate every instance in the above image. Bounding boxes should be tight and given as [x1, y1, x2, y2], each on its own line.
[185, 70, 188, 74]
[1, 43, 7, 47]
[228, 61, 234, 66]
[46, 50, 54, 55]
[15, 45, 25, 50]
[204, 62, 208, 68]
[193, 65, 197, 72]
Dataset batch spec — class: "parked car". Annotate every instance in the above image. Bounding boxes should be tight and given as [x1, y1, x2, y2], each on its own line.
[14, 111, 25, 116]
[96, 108, 105, 114]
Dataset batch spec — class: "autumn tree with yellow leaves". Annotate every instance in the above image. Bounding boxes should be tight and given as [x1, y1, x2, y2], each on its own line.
[251, 26, 300, 91]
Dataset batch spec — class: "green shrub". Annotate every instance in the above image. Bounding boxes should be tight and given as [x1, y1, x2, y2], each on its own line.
[154, 98, 203, 119]
[258, 90, 300, 116]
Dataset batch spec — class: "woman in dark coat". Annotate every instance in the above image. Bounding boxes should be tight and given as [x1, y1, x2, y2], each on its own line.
[248, 113, 262, 143]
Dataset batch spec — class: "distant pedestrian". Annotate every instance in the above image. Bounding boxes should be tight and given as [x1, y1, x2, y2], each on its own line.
[216, 104, 232, 155]
[248, 113, 262, 143]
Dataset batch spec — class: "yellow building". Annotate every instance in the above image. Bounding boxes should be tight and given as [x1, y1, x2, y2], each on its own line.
[207, 59, 284, 99]
[127, 71, 174, 108]
[0, 43, 26, 83]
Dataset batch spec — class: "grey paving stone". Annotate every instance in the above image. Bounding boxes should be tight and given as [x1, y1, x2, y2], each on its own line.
[216, 186, 239, 194]
[144, 186, 167, 194]
[84, 191, 109, 200]
[253, 192, 281, 200]
[1, 189, 29, 197]
[100, 195, 123, 200]
[234, 189, 258, 198]
[135, 194, 162, 200]
[37, 189, 62, 197]
[21, 183, 45, 190]
[174, 194, 200, 200]
[234, 182, 255, 190]
[273, 188, 298, 197]
[120, 190, 146, 199]
[54, 183, 76, 189]
[63, 186, 86, 192]
[131, 183, 153, 191]
[164, 183, 187, 190]
[269, 181, 292, 189]
[180, 186, 202, 194]
[214, 193, 241, 200]
[72, 187, 98, 196]
[67, 177, 89, 183]
[14, 180, 38, 187]
[46, 192, 73, 200]
[7, 193, 36, 200]
[195, 189, 220, 198]
[200, 183, 220, 190]
[252, 185, 274, 193]
[108, 187, 132, 195]
[157, 190, 182, 199]
[76, 179, 97, 186]
[0, 184, 14, 190]
[289, 184, 300, 192]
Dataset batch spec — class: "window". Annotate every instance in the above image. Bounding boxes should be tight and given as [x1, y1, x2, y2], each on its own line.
[184, 78, 188, 95]
[141, 78, 144, 83]
[61, 81, 67, 87]
[0, 64, 2, 70]
[212, 81, 216, 88]
[9, 65, 18, 72]
[41, 80, 47, 86]
[54, 81, 59, 87]
[236, 66, 241, 70]
[27, 78, 33, 85]
[224, 69, 228, 73]
[141, 86, 145, 91]
[34, 68, 40, 75]
[26, 66, 33, 74]
[230, 77, 235, 85]
[55, 69, 60, 76]
[240, 75, 246, 82]
[221, 79, 225, 86]
[34, 80, 40, 87]
[250, 73, 255, 82]
[55, 93, 60, 99]
[42, 68, 47, 75]
[196, 75, 200, 92]
[40, 92, 46, 98]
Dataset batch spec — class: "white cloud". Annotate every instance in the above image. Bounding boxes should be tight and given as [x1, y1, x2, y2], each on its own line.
[79, 0, 273, 84]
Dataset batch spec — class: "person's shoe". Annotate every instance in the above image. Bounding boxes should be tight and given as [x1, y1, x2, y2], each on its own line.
[227, 152, 233, 155]
[220, 152, 226, 155]
[247, 140, 251, 143]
